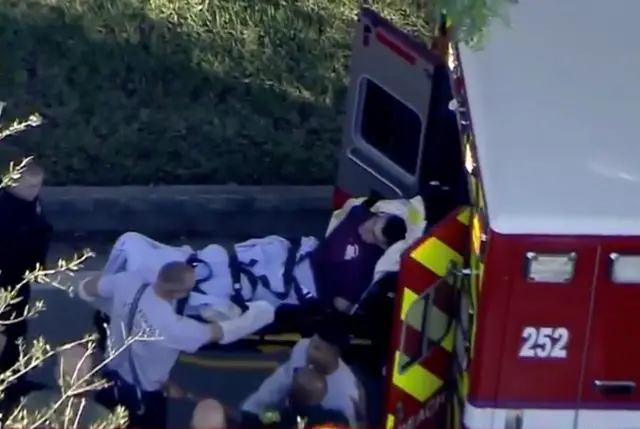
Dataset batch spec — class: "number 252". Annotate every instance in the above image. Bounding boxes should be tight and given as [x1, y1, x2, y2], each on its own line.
[519, 327, 569, 358]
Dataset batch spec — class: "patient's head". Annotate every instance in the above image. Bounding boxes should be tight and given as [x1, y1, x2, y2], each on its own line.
[289, 366, 327, 408]
[191, 399, 226, 429]
[359, 214, 407, 249]
[155, 261, 195, 301]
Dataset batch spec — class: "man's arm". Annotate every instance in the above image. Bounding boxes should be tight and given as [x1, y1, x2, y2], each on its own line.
[241, 359, 293, 413]
[78, 273, 119, 301]
[241, 338, 309, 413]
[165, 301, 276, 353]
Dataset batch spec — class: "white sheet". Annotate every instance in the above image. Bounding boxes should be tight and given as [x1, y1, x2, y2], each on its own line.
[103, 232, 319, 313]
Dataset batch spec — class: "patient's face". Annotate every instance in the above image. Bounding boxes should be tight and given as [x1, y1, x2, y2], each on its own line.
[358, 215, 389, 248]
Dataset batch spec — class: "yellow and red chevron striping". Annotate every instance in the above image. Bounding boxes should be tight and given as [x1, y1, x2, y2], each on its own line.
[386, 207, 470, 428]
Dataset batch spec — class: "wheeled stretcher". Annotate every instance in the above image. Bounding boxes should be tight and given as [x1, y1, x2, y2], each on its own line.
[94, 196, 425, 370]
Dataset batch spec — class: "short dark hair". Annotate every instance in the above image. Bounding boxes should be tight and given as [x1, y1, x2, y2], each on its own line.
[382, 215, 407, 246]
[158, 261, 194, 284]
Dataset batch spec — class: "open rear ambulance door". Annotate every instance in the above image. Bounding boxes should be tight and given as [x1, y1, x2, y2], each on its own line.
[332, 7, 460, 215]
[385, 207, 469, 429]
[333, 7, 471, 429]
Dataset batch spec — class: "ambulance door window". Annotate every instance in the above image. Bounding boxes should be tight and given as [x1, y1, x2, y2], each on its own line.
[398, 277, 455, 371]
[333, 7, 439, 199]
[358, 78, 422, 176]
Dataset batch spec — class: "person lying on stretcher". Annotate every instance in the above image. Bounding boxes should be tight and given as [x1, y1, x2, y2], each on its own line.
[100, 196, 425, 324]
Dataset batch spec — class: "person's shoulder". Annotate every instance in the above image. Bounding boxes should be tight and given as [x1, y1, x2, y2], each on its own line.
[103, 271, 144, 294]
[291, 338, 311, 357]
[338, 359, 357, 378]
[114, 270, 145, 284]
[295, 338, 311, 348]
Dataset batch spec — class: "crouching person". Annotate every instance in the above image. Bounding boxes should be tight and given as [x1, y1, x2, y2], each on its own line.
[241, 315, 366, 427]
[77, 261, 275, 429]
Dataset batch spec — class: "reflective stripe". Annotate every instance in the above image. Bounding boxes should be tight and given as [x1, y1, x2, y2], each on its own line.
[459, 171, 488, 423]
[408, 205, 422, 225]
[400, 287, 419, 320]
[452, 397, 461, 429]
[401, 287, 454, 352]
[393, 208, 469, 408]
[411, 237, 463, 277]
[392, 351, 443, 402]
[457, 207, 471, 225]
[459, 371, 469, 399]
[395, 287, 447, 401]
[386, 414, 395, 429]
[441, 323, 455, 353]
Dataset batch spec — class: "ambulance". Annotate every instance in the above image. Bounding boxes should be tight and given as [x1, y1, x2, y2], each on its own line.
[332, 0, 640, 428]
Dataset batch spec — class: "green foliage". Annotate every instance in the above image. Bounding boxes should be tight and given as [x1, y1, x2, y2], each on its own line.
[0, 0, 431, 185]
[436, 0, 515, 48]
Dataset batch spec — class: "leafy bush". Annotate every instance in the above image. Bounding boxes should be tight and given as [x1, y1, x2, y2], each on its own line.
[0, 0, 431, 186]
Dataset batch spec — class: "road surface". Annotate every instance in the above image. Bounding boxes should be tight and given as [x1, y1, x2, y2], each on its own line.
[26, 238, 384, 427]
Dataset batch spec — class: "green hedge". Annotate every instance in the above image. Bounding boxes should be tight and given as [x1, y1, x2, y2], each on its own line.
[0, 0, 430, 185]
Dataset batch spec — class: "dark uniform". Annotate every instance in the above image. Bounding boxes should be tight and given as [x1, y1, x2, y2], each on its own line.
[0, 189, 52, 408]
[240, 405, 350, 429]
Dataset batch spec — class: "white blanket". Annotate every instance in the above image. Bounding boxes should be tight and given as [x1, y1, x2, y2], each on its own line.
[103, 232, 319, 314]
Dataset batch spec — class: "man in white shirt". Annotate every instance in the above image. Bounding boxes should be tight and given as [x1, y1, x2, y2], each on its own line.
[241, 316, 366, 427]
[78, 261, 274, 428]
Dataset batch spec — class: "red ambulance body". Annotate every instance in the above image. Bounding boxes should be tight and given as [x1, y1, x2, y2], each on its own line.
[333, 1, 640, 428]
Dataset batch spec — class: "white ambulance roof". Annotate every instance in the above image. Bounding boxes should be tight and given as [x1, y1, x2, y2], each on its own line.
[458, 0, 640, 236]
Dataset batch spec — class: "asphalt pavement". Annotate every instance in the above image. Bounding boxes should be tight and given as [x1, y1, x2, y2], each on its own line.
[27, 238, 385, 428]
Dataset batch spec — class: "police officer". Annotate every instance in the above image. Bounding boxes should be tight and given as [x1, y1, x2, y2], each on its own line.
[78, 261, 274, 428]
[0, 159, 52, 409]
